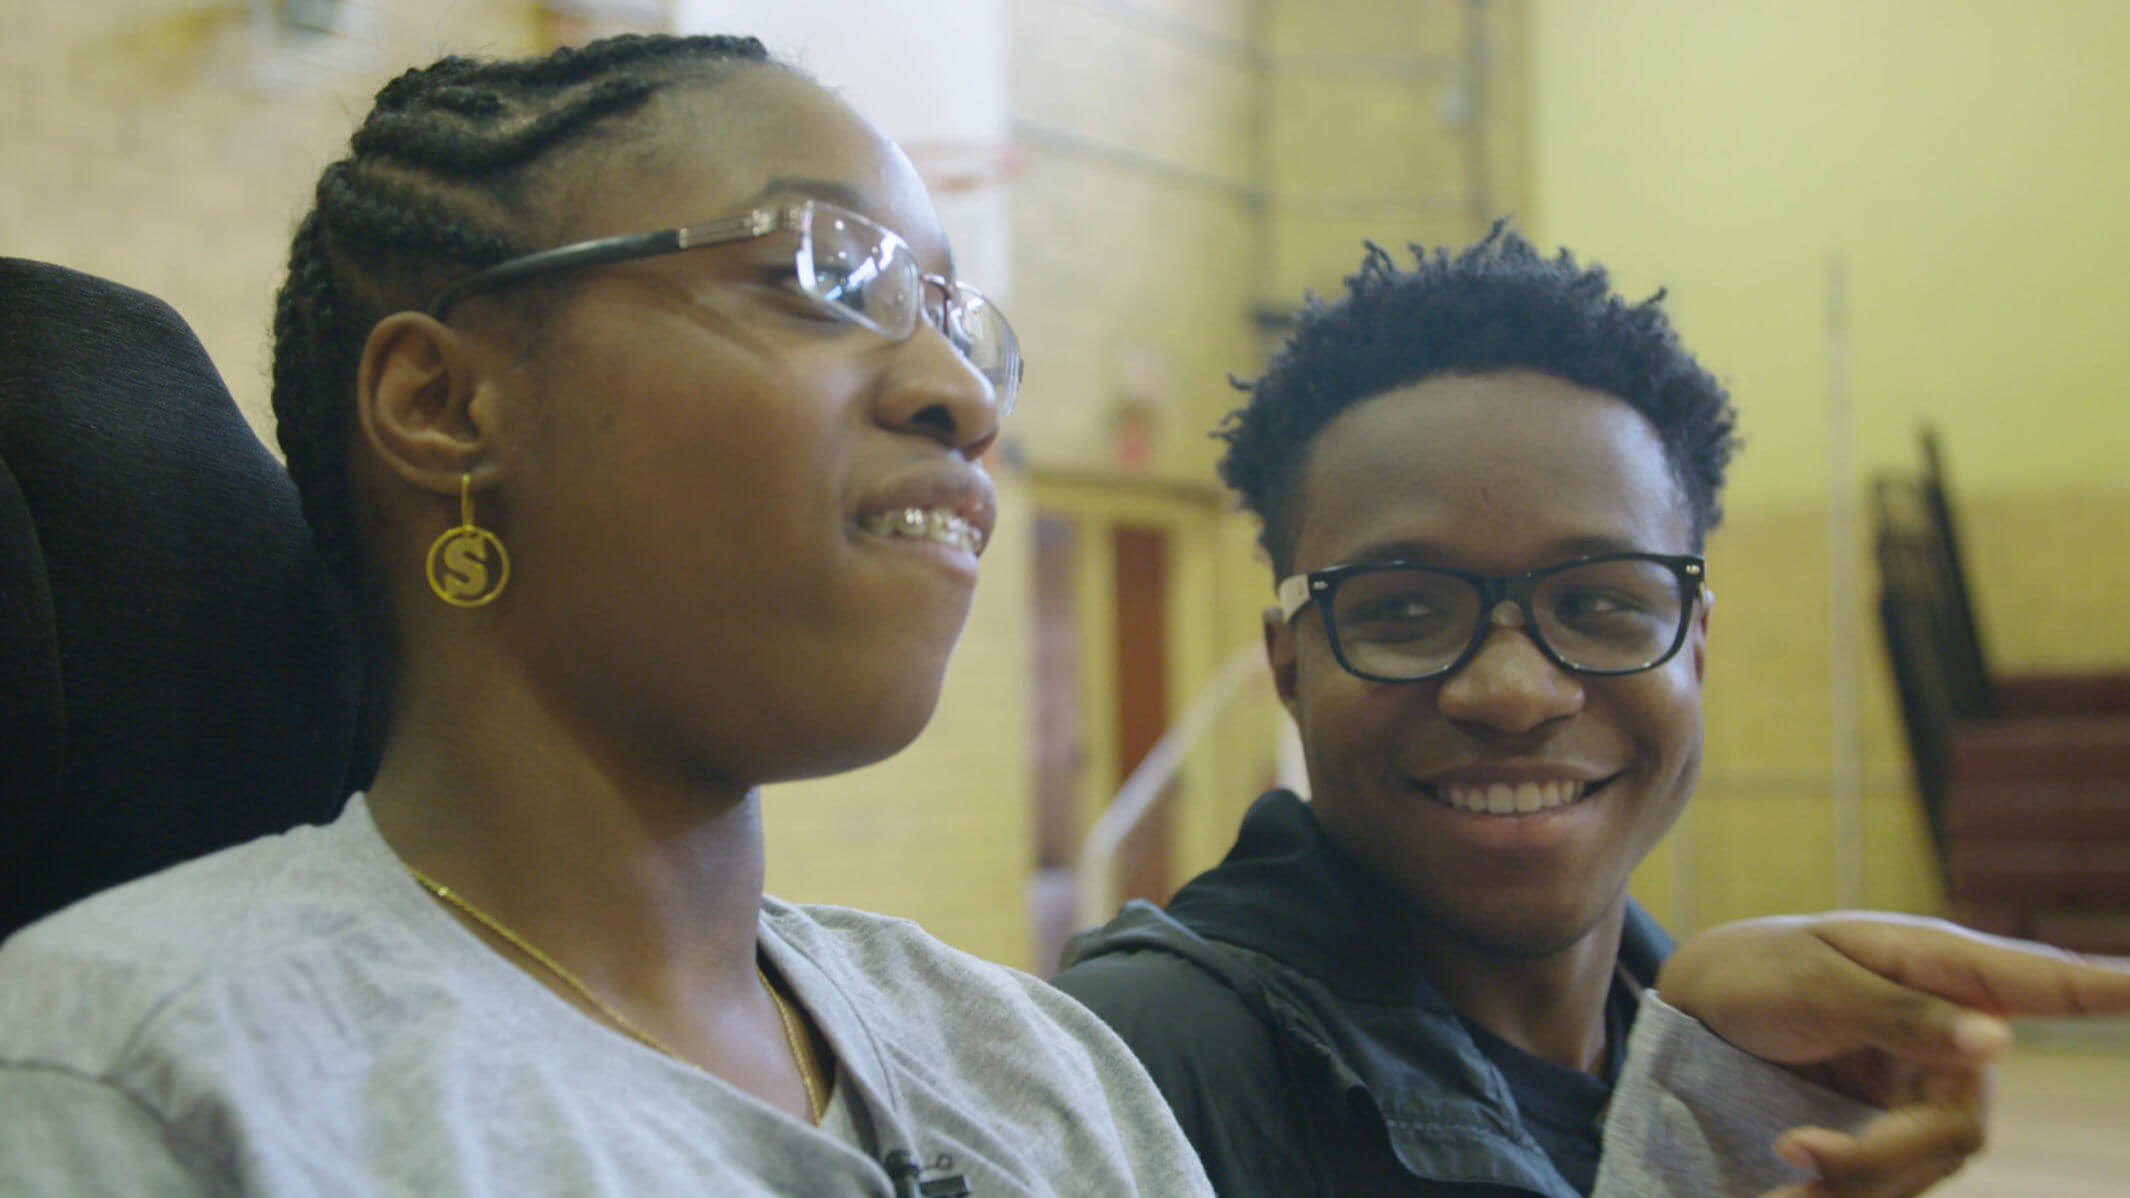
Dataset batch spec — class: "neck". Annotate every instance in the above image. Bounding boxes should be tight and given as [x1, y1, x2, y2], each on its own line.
[366, 645, 771, 1016]
[1403, 904, 1626, 1075]
[355, 580, 831, 1125]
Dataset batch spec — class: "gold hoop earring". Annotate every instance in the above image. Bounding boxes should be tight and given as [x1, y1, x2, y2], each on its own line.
[425, 473, 510, 607]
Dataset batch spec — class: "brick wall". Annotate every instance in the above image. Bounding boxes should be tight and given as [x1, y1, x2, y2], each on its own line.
[1, 0, 540, 439]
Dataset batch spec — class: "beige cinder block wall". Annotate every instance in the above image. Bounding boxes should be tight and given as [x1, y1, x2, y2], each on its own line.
[0, 0, 542, 438]
[1008, 0, 1526, 486]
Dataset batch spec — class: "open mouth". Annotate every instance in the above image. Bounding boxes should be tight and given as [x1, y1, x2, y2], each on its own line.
[855, 506, 985, 555]
[1422, 775, 1618, 817]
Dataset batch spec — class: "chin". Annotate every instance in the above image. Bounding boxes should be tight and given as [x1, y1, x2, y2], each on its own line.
[768, 675, 948, 784]
[1448, 918, 1598, 961]
[1430, 893, 1626, 961]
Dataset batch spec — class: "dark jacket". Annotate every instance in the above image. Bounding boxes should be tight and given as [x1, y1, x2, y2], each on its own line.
[1052, 791, 1673, 1198]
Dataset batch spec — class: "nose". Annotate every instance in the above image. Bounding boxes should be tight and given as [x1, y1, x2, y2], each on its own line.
[873, 323, 1001, 461]
[1434, 602, 1584, 735]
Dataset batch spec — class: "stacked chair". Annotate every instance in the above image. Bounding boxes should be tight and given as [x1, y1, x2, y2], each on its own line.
[0, 259, 365, 941]
[1874, 429, 2130, 953]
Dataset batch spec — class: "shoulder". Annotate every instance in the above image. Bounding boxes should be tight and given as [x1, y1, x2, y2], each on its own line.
[1052, 943, 1276, 1063]
[1054, 941, 1322, 1194]
[1051, 901, 1286, 1078]
[763, 898, 1114, 1057]
[763, 899, 1214, 1194]
[762, 899, 1045, 1010]
[772, 898, 1264, 1089]
[764, 898, 998, 975]
[0, 805, 389, 1077]
[1053, 939, 1291, 1100]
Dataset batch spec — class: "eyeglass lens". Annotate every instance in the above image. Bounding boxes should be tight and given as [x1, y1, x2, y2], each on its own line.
[807, 209, 921, 338]
[801, 207, 1019, 405]
[1327, 559, 1689, 679]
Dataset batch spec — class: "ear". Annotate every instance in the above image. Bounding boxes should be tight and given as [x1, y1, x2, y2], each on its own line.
[355, 311, 510, 493]
[1689, 586, 1714, 683]
[1264, 606, 1303, 722]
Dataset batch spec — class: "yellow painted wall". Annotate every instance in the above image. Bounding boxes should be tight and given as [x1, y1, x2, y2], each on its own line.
[1533, 0, 2130, 507]
[1531, 0, 2130, 931]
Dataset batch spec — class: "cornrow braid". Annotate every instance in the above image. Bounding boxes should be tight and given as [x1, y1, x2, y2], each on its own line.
[270, 34, 778, 781]
[350, 74, 657, 171]
[1216, 222, 1742, 574]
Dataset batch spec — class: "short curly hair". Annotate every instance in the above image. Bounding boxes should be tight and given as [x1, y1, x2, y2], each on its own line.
[1217, 224, 1741, 574]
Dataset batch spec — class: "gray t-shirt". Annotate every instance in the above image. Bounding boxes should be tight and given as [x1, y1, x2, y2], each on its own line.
[0, 798, 1214, 1196]
[1598, 991, 1876, 1196]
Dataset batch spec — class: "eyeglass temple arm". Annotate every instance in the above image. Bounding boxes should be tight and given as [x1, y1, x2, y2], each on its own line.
[425, 209, 784, 319]
[427, 229, 679, 318]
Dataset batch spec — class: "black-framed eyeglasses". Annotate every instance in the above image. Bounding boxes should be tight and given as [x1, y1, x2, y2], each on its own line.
[425, 199, 1021, 414]
[1277, 553, 1708, 683]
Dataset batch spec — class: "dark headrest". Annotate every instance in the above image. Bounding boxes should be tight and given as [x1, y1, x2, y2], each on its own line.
[0, 258, 361, 938]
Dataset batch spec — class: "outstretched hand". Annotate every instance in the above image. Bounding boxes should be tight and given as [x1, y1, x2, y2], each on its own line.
[1656, 913, 2130, 1197]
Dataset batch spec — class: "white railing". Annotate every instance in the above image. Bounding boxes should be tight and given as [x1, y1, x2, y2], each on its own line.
[1074, 642, 1298, 928]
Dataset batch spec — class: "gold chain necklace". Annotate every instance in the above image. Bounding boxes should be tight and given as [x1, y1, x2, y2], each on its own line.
[408, 866, 825, 1123]
[759, 963, 827, 1122]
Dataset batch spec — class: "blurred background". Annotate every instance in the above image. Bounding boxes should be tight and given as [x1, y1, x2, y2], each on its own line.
[10, 0, 2130, 1011]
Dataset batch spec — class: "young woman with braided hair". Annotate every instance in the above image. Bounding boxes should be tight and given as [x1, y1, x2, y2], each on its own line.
[4, 30, 2128, 1198]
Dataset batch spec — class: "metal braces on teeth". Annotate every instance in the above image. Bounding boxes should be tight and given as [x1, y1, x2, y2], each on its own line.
[861, 507, 983, 553]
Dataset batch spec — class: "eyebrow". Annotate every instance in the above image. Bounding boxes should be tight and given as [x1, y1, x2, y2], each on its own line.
[744, 176, 876, 213]
[740, 177, 959, 277]
[1335, 534, 1654, 568]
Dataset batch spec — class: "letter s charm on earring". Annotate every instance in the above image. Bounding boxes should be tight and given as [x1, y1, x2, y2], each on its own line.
[426, 473, 510, 607]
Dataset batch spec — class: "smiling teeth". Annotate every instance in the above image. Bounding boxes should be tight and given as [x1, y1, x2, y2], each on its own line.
[1437, 780, 1586, 816]
[859, 507, 984, 554]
